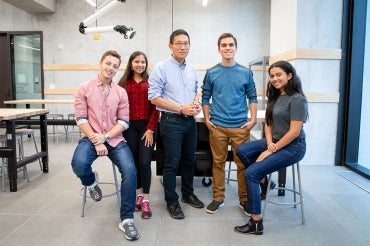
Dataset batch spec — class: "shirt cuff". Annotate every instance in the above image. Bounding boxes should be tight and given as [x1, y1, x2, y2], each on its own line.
[118, 119, 129, 130]
[76, 118, 88, 126]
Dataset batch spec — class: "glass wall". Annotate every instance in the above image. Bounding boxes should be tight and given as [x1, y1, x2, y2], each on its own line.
[343, 0, 370, 178]
[358, 1, 370, 170]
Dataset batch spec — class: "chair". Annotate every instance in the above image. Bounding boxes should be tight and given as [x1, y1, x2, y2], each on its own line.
[15, 128, 42, 171]
[262, 162, 305, 224]
[80, 162, 121, 217]
[47, 113, 67, 143]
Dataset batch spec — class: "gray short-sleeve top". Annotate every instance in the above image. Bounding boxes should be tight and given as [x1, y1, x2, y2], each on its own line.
[272, 93, 308, 140]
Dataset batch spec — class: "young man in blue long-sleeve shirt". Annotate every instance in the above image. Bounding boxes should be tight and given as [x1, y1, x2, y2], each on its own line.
[202, 33, 257, 214]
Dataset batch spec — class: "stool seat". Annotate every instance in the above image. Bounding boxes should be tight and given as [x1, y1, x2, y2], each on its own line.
[81, 162, 121, 217]
[263, 162, 305, 224]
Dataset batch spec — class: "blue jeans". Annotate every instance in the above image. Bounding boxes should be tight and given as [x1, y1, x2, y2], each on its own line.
[71, 137, 137, 220]
[236, 137, 306, 215]
[160, 113, 197, 205]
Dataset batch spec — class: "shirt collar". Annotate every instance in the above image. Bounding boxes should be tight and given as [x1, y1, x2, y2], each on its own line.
[170, 55, 187, 68]
[95, 75, 113, 88]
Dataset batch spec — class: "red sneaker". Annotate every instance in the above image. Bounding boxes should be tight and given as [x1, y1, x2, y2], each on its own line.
[135, 195, 143, 211]
[141, 201, 152, 219]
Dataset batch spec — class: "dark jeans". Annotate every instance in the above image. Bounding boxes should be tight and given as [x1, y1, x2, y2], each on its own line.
[123, 120, 154, 194]
[71, 137, 137, 220]
[236, 137, 306, 215]
[160, 112, 197, 205]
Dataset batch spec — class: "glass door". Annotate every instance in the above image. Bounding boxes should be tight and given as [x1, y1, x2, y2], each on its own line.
[10, 33, 43, 104]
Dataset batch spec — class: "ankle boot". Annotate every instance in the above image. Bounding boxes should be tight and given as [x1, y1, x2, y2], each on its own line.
[234, 217, 264, 235]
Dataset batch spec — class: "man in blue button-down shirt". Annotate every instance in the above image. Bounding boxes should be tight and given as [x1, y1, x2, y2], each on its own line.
[148, 29, 204, 219]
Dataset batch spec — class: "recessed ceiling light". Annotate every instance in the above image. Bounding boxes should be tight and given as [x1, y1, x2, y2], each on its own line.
[85, 0, 96, 7]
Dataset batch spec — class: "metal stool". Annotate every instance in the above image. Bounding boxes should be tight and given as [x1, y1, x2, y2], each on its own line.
[66, 113, 80, 143]
[47, 113, 66, 143]
[0, 134, 27, 192]
[263, 162, 305, 224]
[80, 162, 121, 217]
[15, 128, 42, 171]
[225, 149, 236, 184]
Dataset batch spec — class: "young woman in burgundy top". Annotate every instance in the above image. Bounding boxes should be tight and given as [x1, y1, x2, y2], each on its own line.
[118, 51, 160, 219]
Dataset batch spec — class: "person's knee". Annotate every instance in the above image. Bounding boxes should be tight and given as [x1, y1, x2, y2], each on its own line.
[244, 168, 256, 182]
[117, 160, 136, 174]
[236, 145, 244, 159]
[71, 156, 88, 175]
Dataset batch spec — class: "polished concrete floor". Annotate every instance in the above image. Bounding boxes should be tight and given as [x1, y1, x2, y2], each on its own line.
[1, 133, 370, 246]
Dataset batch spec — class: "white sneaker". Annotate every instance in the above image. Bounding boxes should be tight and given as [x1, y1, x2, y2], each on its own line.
[118, 219, 140, 241]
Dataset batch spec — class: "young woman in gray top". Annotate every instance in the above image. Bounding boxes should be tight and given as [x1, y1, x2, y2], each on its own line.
[234, 60, 308, 235]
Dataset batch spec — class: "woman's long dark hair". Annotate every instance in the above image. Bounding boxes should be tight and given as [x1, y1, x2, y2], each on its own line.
[265, 60, 306, 126]
[118, 51, 149, 89]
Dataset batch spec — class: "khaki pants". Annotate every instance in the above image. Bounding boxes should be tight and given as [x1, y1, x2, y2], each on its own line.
[209, 126, 250, 203]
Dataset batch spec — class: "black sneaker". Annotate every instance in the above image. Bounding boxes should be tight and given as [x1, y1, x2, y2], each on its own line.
[239, 202, 251, 216]
[88, 171, 102, 201]
[181, 195, 204, 208]
[206, 200, 224, 214]
[88, 184, 102, 201]
[167, 203, 185, 219]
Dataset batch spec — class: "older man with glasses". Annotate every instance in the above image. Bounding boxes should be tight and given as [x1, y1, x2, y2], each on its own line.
[148, 29, 204, 219]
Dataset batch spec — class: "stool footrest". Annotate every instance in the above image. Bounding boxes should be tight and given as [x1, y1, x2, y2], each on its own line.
[80, 182, 120, 199]
[262, 162, 305, 224]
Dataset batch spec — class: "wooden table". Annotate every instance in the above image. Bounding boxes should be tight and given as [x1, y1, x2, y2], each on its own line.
[0, 108, 49, 192]
[4, 99, 76, 128]
[4, 99, 74, 108]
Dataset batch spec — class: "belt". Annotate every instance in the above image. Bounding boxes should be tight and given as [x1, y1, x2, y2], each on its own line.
[161, 111, 194, 119]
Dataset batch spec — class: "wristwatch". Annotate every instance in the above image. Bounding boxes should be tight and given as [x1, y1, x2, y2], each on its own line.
[104, 134, 111, 142]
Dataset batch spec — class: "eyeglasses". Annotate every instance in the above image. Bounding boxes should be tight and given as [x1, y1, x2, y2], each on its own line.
[172, 41, 190, 47]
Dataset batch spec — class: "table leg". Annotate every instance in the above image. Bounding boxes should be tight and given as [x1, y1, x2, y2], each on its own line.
[6, 121, 18, 192]
[40, 114, 49, 173]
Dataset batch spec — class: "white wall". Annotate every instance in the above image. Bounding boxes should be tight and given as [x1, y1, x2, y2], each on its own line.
[269, 0, 343, 165]
[269, 0, 297, 55]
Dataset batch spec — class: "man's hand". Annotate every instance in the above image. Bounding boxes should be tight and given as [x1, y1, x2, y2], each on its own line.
[240, 120, 256, 130]
[89, 133, 105, 145]
[95, 144, 108, 156]
[204, 118, 216, 129]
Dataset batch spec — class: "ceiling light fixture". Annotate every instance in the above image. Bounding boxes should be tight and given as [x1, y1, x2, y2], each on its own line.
[79, 0, 136, 39]
[202, 0, 208, 6]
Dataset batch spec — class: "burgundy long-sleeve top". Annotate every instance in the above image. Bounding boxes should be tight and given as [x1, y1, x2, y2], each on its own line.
[125, 78, 159, 131]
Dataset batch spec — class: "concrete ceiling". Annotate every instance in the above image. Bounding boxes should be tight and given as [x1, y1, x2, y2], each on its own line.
[2, 0, 56, 13]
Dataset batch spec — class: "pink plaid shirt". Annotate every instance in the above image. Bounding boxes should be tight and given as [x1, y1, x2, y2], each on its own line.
[74, 77, 130, 147]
